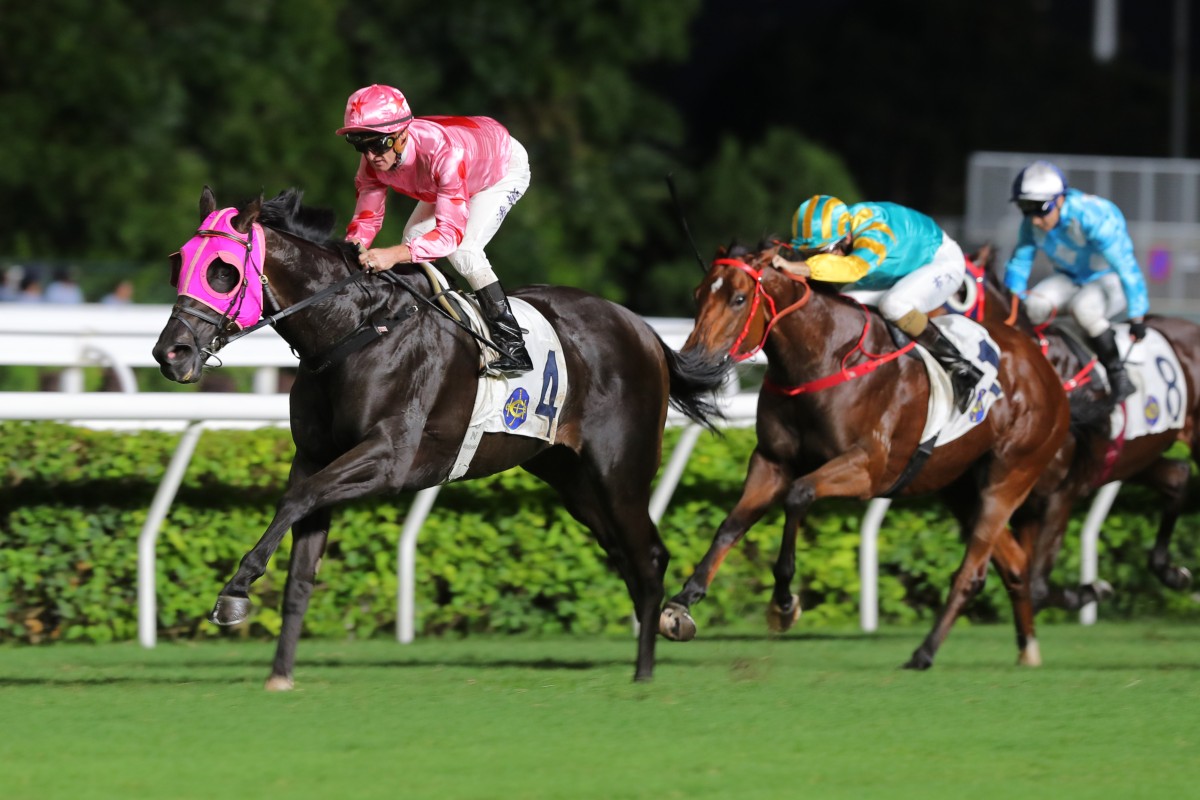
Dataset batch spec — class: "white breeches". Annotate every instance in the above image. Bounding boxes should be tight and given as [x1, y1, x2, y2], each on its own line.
[403, 137, 531, 290]
[844, 233, 966, 322]
[1024, 272, 1126, 337]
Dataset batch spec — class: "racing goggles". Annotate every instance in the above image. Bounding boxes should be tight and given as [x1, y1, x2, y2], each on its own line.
[792, 237, 846, 259]
[345, 131, 399, 155]
[1016, 197, 1059, 217]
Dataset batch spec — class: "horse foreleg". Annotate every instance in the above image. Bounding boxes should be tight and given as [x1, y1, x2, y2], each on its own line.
[660, 452, 788, 641]
[212, 436, 410, 626]
[265, 508, 332, 692]
[1144, 458, 1194, 590]
[1018, 490, 1112, 612]
[767, 501, 804, 633]
[767, 452, 876, 632]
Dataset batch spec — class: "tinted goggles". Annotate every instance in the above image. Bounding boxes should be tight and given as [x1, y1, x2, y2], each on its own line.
[1016, 197, 1058, 217]
[345, 132, 398, 155]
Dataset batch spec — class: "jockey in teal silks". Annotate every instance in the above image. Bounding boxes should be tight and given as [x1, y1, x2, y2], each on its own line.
[1004, 160, 1149, 403]
[774, 195, 983, 412]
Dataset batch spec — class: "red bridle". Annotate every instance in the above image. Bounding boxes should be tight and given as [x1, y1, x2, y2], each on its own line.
[710, 256, 917, 396]
[713, 257, 812, 362]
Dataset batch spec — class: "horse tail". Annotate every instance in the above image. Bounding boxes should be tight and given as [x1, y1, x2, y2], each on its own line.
[658, 337, 729, 432]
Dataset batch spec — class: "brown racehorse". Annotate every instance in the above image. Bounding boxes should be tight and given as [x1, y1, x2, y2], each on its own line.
[152, 187, 727, 688]
[973, 244, 1198, 610]
[657, 243, 1072, 669]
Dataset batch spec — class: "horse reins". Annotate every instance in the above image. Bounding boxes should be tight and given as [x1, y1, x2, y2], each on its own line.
[716, 256, 915, 396]
[716, 257, 812, 363]
[176, 221, 370, 359]
[1001, 291, 1099, 392]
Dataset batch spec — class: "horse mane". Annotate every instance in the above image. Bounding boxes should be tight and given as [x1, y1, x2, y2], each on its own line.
[258, 189, 358, 260]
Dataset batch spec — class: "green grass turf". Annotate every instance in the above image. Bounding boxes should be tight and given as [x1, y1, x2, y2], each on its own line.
[1, 622, 1197, 799]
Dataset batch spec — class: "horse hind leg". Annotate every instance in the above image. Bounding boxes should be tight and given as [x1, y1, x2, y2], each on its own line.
[991, 526, 1041, 666]
[905, 472, 1034, 670]
[526, 451, 667, 682]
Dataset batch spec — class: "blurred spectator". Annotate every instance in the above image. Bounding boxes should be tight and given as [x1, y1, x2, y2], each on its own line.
[44, 267, 85, 304]
[101, 279, 135, 305]
[16, 273, 43, 302]
[0, 265, 24, 301]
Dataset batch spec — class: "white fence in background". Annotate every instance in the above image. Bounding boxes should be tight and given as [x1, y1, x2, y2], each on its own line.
[1, 305, 1112, 645]
[965, 151, 1200, 322]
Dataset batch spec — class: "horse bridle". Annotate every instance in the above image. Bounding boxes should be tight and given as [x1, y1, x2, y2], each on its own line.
[172, 223, 368, 363]
[170, 222, 267, 362]
[713, 256, 812, 362]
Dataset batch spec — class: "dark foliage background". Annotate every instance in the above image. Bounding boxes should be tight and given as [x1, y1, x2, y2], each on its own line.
[1, 0, 1195, 312]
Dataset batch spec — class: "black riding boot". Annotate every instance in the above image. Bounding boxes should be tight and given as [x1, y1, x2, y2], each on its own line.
[1091, 328, 1134, 403]
[476, 281, 533, 376]
[916, 322, 984, 413]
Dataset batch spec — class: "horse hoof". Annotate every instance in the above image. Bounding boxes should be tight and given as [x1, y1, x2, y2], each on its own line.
[1090, 579, 1115, 602]
[209, 594, 251, 625]
[1017, 638, 1043, 667]
[902, 651, 934, 671]
[264, 674, 294, 692]
[1165, 567, 1192, 591]
[766, 594, 802, 633]
[658, 603, 696, 642]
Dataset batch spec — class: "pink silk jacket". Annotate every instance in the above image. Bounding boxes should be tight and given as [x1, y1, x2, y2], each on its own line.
[345, 115, 512, 261]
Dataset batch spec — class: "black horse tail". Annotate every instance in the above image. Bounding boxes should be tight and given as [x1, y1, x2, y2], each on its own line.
[1067, 389, 1113, 473]
[658, 337, 730, 432]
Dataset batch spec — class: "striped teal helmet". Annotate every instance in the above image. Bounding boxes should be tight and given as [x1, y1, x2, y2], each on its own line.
[791, 195, 851, 251]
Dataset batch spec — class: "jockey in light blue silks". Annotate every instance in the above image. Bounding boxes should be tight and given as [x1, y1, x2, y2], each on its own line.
[774, 195, 983, 412]
[1004, 160, 1149, 402]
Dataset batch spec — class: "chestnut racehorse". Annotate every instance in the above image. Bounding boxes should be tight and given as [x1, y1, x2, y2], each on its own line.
[152, 187, 726, 688]
[658, 243, 1071, 669]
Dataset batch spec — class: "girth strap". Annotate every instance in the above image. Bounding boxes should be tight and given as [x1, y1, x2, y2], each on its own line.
[880, 434, 939, 498]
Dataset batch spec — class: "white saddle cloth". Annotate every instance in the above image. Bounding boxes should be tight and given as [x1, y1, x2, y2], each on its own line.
[446, 296, 569, 481]
[1104, 324, 1187, 441]
[913, 315, 1005, 448]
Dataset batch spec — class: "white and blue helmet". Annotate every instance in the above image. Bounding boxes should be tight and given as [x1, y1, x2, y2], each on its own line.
[1011, 161, 1067, 215]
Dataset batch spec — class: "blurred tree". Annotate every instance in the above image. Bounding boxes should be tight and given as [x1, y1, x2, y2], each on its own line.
[635, 128, 860, 315]
[0, 0, 862, 314]
[335, 0, 703, 301]
[0, 0, 350, 299]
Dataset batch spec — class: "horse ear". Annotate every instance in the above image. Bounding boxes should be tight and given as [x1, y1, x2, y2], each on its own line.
[977, 242, 995, 267]
[232, 194, 263, 233]
[200, 186, 217, 219]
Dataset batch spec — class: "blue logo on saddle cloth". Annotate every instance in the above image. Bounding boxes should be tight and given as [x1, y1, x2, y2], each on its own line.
[503, 387, 530, 430]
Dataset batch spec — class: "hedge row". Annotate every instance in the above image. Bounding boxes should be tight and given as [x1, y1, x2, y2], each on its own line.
[1, 421, 1197, 644]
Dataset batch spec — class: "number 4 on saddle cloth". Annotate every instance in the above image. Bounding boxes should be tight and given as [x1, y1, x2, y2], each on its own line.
[414, 265, 569, 482]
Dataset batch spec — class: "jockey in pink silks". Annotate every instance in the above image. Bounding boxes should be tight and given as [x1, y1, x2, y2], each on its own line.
[336, 84, 533, 375]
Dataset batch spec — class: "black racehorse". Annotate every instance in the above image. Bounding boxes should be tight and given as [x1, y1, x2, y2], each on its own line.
[152, 187, 725, 689]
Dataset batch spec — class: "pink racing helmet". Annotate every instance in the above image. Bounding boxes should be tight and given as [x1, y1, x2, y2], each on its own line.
[335, 85, 414, 135]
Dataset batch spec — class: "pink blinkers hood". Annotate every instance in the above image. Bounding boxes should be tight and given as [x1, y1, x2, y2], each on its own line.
[175, 207, 267, 330]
